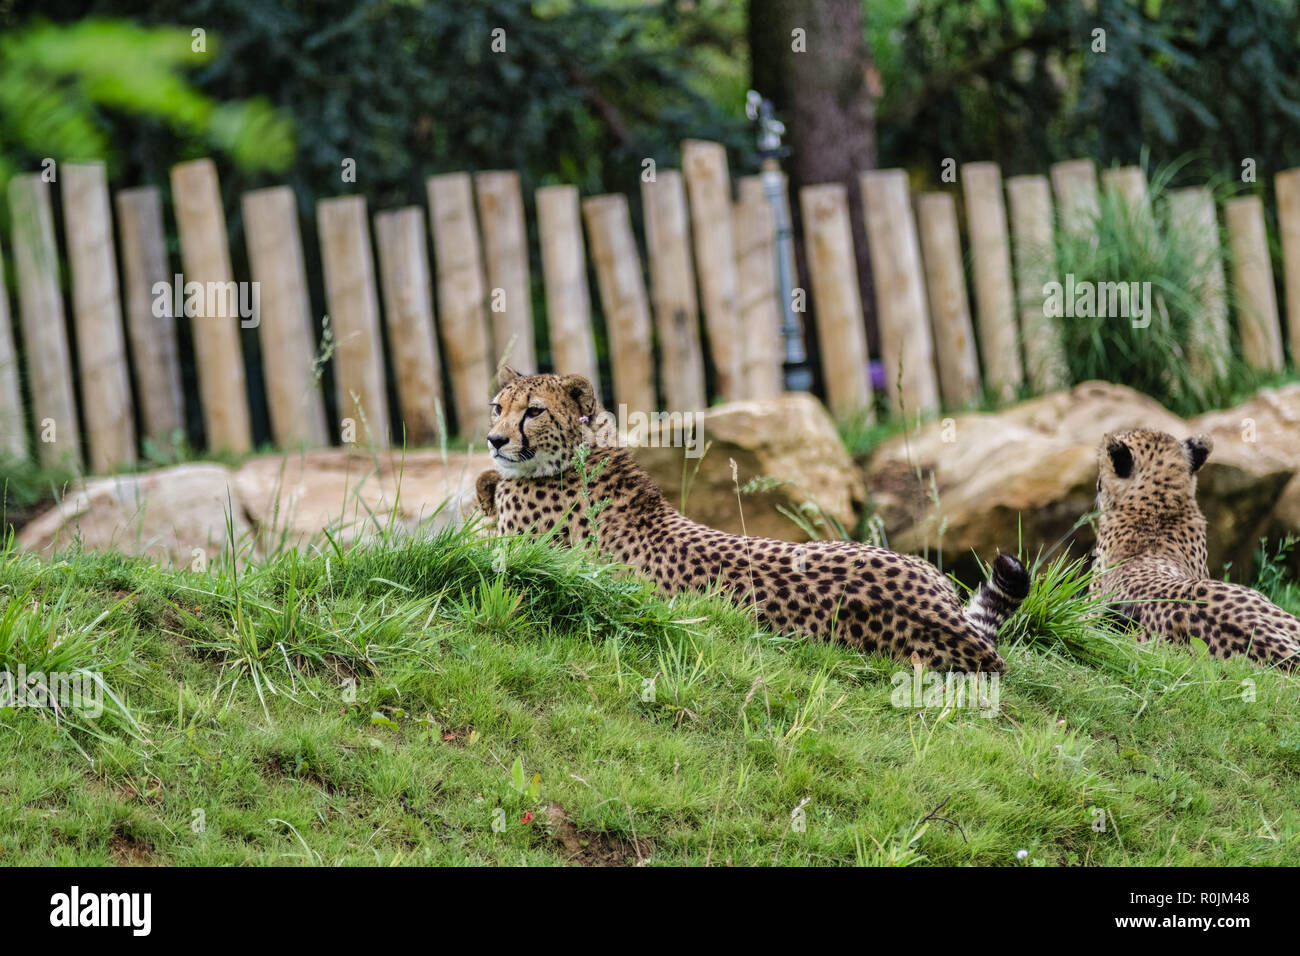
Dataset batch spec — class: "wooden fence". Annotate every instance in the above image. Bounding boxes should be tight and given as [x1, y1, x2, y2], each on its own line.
[2, 145, 1300, 473]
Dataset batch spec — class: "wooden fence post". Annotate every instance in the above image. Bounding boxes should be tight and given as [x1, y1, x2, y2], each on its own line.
[536, 184, 600, 393]
[962, 162, 1023, 401]
[8, 175, 81, 468]
[0, 235, 25, 459]
[242, 185, 329, 448]
[682, 140, 743, 401]
[1167, 187, 1231, 379]
[170, 159, 252, 454]
[116, 186, 184, 449]
[1005, 174, 1068, 392]
[734, 176, 785, 401]
[1275, 168, 1300, 360]
[860, 169, 940, 416]
[582, 194, 655, 414]
[475, 171, 537, 373]
[374, 207, 444, 447]
[1101, 166, 1149, 209]
[427, 173, 493, 438]
[317, 195, 390, 446]
[61, 162, 136, 472]
[1225, 195, 1284, 372]
[914, 192, 981, 407]
[1050, 159, 1100, 238]
[799, 183, 872, 417]
[640, 170, 706, 412]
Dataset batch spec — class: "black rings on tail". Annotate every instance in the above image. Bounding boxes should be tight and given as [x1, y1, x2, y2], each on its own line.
[965, 553, 1031, 641]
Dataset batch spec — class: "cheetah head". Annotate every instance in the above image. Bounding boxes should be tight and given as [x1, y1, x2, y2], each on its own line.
[487, 367, 599, 478]
[1096, 428, 1212, 515]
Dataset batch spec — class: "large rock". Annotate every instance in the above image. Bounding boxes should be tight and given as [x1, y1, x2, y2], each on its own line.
[17, 464, 249, 567]
[18, 451, 490, 566]
[627, 393, 864, 542]
[1191, 383, 1300, 566]
[233, 449, 492, 552]
[863, 381, 1294, 581]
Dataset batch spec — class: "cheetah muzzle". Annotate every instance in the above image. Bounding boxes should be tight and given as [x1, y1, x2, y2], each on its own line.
[477, 367, 1030, 673]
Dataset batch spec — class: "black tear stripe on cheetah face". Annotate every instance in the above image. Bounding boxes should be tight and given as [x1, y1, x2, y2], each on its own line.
[484, 369, 1031, 673]
[1091, 427, 1300, 669]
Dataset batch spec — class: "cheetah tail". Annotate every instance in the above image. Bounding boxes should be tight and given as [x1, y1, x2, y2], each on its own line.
[965, 553, 1031, 641]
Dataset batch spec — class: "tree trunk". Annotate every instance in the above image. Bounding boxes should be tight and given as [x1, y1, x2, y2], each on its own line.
[749, 0, 880, 365]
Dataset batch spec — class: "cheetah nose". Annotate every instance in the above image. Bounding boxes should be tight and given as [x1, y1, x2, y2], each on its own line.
[488, 434, 508, 450]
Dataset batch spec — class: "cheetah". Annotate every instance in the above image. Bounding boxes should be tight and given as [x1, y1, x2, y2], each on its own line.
[475, 368, 1030, 672]
[1091, 427, 1300, 669]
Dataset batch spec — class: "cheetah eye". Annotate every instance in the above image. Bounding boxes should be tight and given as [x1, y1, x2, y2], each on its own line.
[524, 406, 546, 420]
[490, 403, 502, 418]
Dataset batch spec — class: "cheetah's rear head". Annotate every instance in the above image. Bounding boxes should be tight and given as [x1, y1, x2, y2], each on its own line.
[487, 367, 598, 478]
[1096, 428, 1211, 517]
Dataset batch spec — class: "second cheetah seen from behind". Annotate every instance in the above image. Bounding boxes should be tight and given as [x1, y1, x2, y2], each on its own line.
[1092, 427, 1300, 669]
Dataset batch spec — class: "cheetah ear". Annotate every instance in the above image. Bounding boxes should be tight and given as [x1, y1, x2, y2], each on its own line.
[1184, 434, 1212, 473]
[559, 374, 596, 417]
[497, 365, 522, 388]
[1107, 438, 1134, 479]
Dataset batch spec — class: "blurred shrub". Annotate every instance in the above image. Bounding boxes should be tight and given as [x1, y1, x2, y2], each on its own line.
[25, 0, 751, 210]
[0, 18, 294, 190]
[1048, 165, 1274, 417]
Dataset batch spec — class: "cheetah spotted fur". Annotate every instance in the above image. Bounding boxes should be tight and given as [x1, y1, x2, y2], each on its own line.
[1091, 427, 1300, 669]
[475, 368, 1030, 672]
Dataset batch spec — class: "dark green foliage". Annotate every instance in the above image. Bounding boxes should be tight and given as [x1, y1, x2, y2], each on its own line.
[875, 0, 1300, 183]
[0, 18, 293, 192]
[25, 0, 751, 212]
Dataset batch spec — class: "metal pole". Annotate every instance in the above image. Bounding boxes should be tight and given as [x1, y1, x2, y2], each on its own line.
[747, 90, 812, 391]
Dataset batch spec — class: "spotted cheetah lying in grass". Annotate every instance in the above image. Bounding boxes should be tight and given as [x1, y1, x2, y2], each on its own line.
[1091, 427, 1300, 669]
[475, 368, 1029, 672]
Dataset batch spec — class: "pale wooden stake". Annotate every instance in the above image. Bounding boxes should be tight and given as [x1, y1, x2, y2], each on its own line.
[582, 194, 655, 414]
[734, 176, 785, 401]
[914, 192, 981, 406]
[1167, 187, 1231, 379]
[1225, 195, 1284, 372]
[1005, 174, 1068, 392]
[682, 139, 743, 401]
[317, 195, 390, 446]
[242, 186, 329, 448]
[116, 186, 184, 448]
[0, 234, 26, 459]
[962, 162, 1023, 401]
[170, 159, 252, 454]
[61, 162, 136, 472]
[427, 173, 492, 439]
[8, 175, 81, 468]
[1101, 166, 1149, 206]
[1275, 168, 1300, 360]
[799, 183, 872, 417]
[860, 169, 940, 415]
[536, 184, 600, 393]
[474, 171, 537, 373]
[640, 169, 706, 411]
[374, 207, 444, 447]
[1050, 159, 1100, 238]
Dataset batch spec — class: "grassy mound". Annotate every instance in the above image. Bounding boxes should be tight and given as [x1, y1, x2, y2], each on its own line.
[1, 525, 1297, 866]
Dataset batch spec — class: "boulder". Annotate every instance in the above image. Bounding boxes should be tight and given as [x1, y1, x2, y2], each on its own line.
[17, 451, 491, 566]
[233, 448, 492, 552]
[863, 381, 1294, 581]
[17, 464, 247, 567]
[627, 392, 865, 542]
[1191, 383, 1300, 566]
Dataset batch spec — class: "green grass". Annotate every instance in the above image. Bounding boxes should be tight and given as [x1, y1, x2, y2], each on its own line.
[1, 521, 1297, 867]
